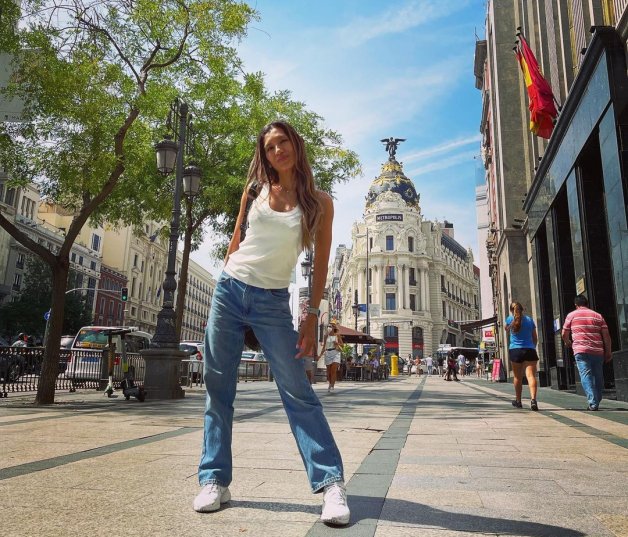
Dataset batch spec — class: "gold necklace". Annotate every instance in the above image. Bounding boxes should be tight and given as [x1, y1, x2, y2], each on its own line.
[273, 183, 294, 194]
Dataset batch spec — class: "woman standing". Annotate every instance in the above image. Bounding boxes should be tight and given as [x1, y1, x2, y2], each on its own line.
[505, 301, 539, 411]
[194, 121, 350, 526]
[321, 322, 343, 392]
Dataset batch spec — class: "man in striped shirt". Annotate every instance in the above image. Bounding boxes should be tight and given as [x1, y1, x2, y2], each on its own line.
[562, 295, 612, 411]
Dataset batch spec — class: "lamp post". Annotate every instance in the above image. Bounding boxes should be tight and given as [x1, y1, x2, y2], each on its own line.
[355, 228, 370, 335]
[142, 99, 201, 399]
[300, 250, 318, 357]
[351, 289, 359, 358]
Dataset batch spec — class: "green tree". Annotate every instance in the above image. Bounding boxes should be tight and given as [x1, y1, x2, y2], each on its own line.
[0, 0, 255, 403]
[172, 72, 361, 337]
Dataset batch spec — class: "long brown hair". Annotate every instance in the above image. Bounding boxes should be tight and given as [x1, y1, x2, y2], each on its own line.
[509, 301, 524, 333]
[245, 121, 323, 250]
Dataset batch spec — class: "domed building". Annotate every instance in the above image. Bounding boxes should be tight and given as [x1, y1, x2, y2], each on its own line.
[331, 141, 481, 360]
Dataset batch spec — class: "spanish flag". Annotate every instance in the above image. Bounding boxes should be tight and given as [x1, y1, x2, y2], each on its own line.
[515, 33, 558, 139]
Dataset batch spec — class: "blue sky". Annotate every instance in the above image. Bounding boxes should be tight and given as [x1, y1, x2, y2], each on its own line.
[192, 0, 487, 280]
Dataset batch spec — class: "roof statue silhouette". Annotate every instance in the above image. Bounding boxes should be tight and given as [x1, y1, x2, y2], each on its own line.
[380, 137, 406, 160]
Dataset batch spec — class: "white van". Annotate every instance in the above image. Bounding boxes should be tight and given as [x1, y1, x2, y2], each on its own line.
[65, 326, 152, 381]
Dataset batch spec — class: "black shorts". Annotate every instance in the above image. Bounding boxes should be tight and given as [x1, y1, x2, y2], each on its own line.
[509, 348, 539, 363]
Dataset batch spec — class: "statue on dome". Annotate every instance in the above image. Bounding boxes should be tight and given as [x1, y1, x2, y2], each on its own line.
[381, 137, 406, 160]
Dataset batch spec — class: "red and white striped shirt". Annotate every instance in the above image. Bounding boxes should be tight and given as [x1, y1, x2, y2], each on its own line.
[563, 307, 608, 356]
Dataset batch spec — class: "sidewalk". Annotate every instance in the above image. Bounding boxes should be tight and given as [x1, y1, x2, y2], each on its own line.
[1, 375, 627, 536]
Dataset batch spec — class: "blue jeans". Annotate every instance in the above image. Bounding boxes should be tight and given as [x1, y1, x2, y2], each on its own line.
[198, 272, 344, 492]
[574, 353, 605, 408]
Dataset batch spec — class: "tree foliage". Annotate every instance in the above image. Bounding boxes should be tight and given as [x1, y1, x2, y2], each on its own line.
[0, 0, 255, 403]
[0, 1, 361, 402]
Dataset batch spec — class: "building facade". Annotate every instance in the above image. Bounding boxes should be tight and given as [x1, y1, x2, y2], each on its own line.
[337, 151, 480, 359]
[477, 1, 628, 400]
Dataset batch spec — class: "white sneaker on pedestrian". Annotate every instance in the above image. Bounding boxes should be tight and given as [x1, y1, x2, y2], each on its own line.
[320, 481, 350, 526]
[193, 483, 231, 512]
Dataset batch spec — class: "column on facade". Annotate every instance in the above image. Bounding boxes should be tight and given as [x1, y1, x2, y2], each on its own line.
[398, 264, 404, 310]
[419, 269, 426, 311]
[378, 263, 384, 311]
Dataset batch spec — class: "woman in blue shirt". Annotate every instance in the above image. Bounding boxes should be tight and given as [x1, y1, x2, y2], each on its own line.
[505, 301, 539, 410]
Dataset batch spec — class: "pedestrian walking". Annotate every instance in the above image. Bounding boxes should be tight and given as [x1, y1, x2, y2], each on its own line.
[457, 352, 466, 376]
[561, 294, 612, 411]
[437, 355, 444, 376]
[320, 321, 343, 393]
[194, 121, 350, 526]
[426, 355, 433, 376]
[445, 353, 459, 381]
[11, 333, 28, 347]
[505, 301, 539, 410]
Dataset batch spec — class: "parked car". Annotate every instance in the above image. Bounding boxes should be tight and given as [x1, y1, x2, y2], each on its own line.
[58, 334, 75, 374]
[239, 351, 268, 378]
[65, 326, 152, 381]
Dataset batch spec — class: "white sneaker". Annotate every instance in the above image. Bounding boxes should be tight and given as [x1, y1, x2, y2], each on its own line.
[193, 483, 231, 512]
[320, 481, 350, 525]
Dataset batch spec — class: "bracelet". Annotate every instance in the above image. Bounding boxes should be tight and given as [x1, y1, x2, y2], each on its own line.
[307, 306, 320, 316]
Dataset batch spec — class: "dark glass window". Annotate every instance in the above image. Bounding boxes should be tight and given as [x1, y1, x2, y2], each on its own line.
[386, 235, 394, 250]
[385, 293, 396, 310]
[408, 237, 414, 252]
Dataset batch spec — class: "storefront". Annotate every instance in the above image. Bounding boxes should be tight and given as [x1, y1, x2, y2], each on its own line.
[524, 27, 628, 400]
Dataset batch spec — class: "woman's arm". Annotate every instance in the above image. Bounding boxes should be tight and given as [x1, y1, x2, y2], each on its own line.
[223, 189, 250, 264]
[296, 192, 334, 358]
[532, 328, 538, 346]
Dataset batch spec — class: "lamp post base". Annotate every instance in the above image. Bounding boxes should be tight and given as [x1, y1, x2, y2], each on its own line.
[141, 348, 187, 400]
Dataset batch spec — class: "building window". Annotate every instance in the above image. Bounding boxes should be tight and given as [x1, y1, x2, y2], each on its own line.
[410, 294, 416, 311]
[386, 235, 394, 250]
[16, 252, 25, 269]
[118, 304, 123, 320]
[78, 256, 83, 266]
[408, 236, 414, 252]
[100, 298, 105, 314]
[385, 266, 396, 284]
[133, 254, 138, 268]
[442, 301, 446, 318]
[90, 261, 97, 271]
[71, 252, 76, 262]
[91, 234, 101, 252]
[409, 267, 416, 286]
[385, 293, 396, 310]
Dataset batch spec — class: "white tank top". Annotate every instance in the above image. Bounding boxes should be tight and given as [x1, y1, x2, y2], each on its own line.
[225, 184, 303, 289]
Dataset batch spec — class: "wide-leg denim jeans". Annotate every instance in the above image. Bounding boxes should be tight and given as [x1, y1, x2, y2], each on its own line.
[198, 272, 344, 492]
[574, 353, 605, 408]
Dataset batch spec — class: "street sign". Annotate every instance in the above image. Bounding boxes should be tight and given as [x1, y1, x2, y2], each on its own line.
[44, 310, 50, 321]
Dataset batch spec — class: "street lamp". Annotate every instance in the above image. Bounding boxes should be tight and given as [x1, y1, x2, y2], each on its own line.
[300, 250, 318, 356]
[351, 289, 359, 358]
[355, 228, 370, 335]
[142, 99, 200, 399]
[152, 98, 200, 348]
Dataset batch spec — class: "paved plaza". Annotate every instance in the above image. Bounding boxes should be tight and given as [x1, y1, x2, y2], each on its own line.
[1, 375, 627, 537]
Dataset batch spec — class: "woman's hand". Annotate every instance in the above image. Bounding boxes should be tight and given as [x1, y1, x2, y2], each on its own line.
[296, 314, 318, 358]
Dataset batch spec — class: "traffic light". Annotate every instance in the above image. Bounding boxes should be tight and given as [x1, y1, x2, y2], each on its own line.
[121, 287, 128, 301]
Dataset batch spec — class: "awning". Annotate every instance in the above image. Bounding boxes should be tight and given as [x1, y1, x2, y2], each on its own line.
[459, 315, 498, 332]
[335, 325, 384, 345]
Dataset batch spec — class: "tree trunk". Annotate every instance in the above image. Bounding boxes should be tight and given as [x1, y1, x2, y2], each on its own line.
[35, 258, 69, 405]
[175, 200, 194, 339]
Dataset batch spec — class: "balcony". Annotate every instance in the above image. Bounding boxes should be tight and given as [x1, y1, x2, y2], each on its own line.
[409, 279, 417, 286]
[384, 278, 396, 285]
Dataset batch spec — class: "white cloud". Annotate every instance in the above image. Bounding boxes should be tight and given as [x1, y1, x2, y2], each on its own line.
[406, 149, 478, 177]
[403, 134, 481, 163]
[336, 0, 470, 47]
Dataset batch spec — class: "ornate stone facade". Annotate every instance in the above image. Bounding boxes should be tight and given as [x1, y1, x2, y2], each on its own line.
[334, 155, 480, 358]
